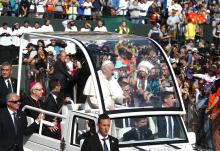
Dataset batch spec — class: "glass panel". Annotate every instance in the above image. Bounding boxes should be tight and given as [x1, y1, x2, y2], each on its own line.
[85, 39, 181, 112]
[111, 115, 187, 145]
[20, 38, 90, 103]
[71, 117, 96, 145]
[20, 33, 183, 113]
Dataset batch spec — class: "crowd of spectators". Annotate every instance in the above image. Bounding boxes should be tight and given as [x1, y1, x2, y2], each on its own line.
[0, 0, 220, 150]
[0, 0, 219, 25]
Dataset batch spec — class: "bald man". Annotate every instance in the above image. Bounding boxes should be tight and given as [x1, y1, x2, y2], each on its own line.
[83, 60, 124, 110]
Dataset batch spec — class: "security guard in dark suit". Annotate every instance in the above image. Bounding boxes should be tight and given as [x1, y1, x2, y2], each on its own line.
[0, 93, 43, 151]
[81, 114, 119, 151]
[0, 62, 17, 108]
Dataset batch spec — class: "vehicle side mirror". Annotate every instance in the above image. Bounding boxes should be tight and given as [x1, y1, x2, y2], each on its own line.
[187, 132, 196, 145]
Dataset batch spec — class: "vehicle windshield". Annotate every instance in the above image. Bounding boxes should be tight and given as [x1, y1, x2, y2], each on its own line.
[110, 115, 187, 146]
[19, 32, 184, 114]
[86, 38, 183, 113]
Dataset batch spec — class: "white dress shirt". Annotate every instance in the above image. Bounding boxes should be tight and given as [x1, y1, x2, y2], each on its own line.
[20, 26, 33, 34]
[94, 26, 108, 32]
[98, 132, 110, 151]
[0, 27, 13, 46]
[11, 29, 22, 47]
[51, 93, 57, 103]
[165, 116, 174, 138]
[40, 25, 54, 32]
[80, 28, 91, 32]
[5, 78, 13, 92]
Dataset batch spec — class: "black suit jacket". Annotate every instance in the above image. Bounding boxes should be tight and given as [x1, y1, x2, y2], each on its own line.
[81, 133, 119, 151]
[123, 127, 153, 141]
[44, 93, 63, 121]
[0, 76, 17, 107]
[52, 59, 71, 88]
[157, 116, 180, 138]
[0, 108, 38, 151]
[20, 96, 44, 120]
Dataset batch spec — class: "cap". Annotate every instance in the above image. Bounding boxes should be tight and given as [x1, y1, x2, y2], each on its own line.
[170, 58, 176, 64]
[115, 60, 127, 69]
[28, 82, 37, 90]
[138, 60, 154, 70]
[138, 66, 148, 73]
[192, 48, 198, 53]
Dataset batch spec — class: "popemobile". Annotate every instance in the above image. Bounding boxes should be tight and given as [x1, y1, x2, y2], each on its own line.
[15, 32, 196, 151]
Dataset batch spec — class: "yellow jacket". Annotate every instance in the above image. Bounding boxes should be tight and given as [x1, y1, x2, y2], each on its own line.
[185, 23, 196, 40]
[117, 26, 130, 34]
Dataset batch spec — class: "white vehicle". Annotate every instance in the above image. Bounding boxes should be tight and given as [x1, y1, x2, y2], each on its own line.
[17, 32, 196, 151]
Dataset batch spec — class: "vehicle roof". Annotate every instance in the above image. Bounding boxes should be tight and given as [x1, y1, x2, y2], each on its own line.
[23, 32, 146, 42]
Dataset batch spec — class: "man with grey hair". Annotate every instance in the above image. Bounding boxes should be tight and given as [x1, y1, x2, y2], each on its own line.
[83, 60, 124, 110]
[0, 61, 17, 108]
[21, 81, 59, 138]
[52, 51, 71, 91]
[20, 82, 45, 119]
[0, 93, 43, 151]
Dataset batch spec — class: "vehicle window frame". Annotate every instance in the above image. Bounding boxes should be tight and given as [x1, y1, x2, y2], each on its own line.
[87, 38, 184, 114]
[110, 115, 189, 147]
[70, 115, 97, 146]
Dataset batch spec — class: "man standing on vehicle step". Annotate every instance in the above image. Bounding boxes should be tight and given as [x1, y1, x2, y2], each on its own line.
[81, 114, 119, 151]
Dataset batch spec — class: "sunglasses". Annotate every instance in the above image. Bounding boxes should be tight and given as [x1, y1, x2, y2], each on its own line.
[9, 100, 21, 104]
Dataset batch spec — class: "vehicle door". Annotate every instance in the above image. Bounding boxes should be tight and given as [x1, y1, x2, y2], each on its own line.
[65, 112, 97, 151]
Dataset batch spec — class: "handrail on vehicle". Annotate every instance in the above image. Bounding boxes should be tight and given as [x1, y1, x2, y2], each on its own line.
[22, 105, 67, 119]
[22, 105, 67, 135]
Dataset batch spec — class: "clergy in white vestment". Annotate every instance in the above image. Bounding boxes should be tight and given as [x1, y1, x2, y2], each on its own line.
[83, 60, 124, 110]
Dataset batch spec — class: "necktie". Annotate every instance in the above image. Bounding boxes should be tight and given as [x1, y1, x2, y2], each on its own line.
[7, 80, 13, 93]
[13, 112, 18, 135]
[167, 116, 173, 138]
[102, 138, 109, 151]
[136, 129, 141, 140]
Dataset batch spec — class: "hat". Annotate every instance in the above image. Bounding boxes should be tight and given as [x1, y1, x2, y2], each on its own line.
[28, 82, 37, 90]
[138, 61, 154, 70]
[170, 58, 176, 64]
[165, 87, 174, 92]
[115, 60, 127, 69]
[138, 66, 148, 73]
[46, 46, 56, 56]
[192, 48, 198, 53]
[156, 23, 160, 27]
[172, 8, 178, 12]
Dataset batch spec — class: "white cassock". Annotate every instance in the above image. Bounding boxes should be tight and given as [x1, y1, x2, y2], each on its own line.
[83, 70, 124, 110]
